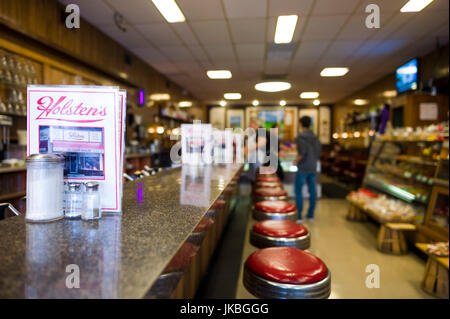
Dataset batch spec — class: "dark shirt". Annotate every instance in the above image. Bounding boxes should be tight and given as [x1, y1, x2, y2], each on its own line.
[296, 130, 321, 174]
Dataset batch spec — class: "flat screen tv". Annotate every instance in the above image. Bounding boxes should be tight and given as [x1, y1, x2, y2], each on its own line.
[396, 58, 419, 94]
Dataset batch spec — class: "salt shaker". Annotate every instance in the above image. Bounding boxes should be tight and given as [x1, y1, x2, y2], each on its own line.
[25, 153, 65, 222]
[65, 182, 83, 219]
[82, 182, 101, 221]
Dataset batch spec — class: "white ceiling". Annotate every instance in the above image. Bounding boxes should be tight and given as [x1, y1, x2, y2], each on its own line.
[59, 0, 449, 105]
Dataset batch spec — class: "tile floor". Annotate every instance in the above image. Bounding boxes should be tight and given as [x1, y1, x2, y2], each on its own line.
[234, 198, 434, 299]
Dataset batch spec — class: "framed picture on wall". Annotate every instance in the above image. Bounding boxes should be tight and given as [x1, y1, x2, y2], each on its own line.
[209, 107, 226, 129]
[299, 108, 319, 135]
[319, 106, 331, 145]
[227, 109, 244, 128]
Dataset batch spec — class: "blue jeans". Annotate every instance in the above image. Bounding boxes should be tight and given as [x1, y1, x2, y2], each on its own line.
[295, 173, 317, 220]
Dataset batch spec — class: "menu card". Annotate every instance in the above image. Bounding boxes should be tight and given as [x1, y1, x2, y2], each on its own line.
[27, 85, 126, 212]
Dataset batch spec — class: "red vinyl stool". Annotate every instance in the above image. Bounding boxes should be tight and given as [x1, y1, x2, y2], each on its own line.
[256, 176, 280, 183]
[253, 200, 297, 221]
[255, 181, 283, 188]
[243, 247, 331, 299]
[250, 220, 310, 250]
[253, 187, 287, 202]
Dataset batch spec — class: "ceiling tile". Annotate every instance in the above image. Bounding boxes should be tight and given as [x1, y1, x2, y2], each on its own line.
[302, 15, 348, 40]
[135, 23, 181, 46]
[367, 39, 411, 56]
[191, 20, 232, 45]
[229, 19, 266, 44]
[323, 40, 364, 58]
[389, 11, 450, 40]
[337, 13, 395, 40]
[312, 0, 361, 15]
[370, 13, 411, 40]
[223, 0, 267, 19]
[159, 46, 195, 62]
[133, 47, 168, 63]
[177, 0, 225, 20]
[97, 24, 150, 49]
[203, 45, 236, 63]
[265, 60, 290, 75]
[151, 63, 181, 75]
[294, 41, 329, 58]
[235, 44, 265, 60]
[189, 46, 210, 62]
[171, 24, 200, 45]
[60, 0, 115, 25]
[107, 0, 165, 24]
[268, 0, 314, 17]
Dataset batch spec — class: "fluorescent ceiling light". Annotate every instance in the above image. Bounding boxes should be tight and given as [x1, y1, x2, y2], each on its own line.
[300, 92, 319, 99]
[152, 0, 185, 23]
[313, 99, 320, 106]
[207, 70, 232, 79]
[320, 67, 349, 77]
[252, 100, 259, 106]
[224, 93, 242, 100]
[219, 100, 227, 107]
[178, 101, 192, 107]
[274, 15, 298, 44]
[255, 81, 291, 92]
[150, 93, 170, 101]
[279, 100, 287, 106]
[354, 99, 368, 105]
[400, 0, 434, 12]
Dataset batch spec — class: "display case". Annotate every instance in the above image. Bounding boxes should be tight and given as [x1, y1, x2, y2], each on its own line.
[348, 128, 448, 224]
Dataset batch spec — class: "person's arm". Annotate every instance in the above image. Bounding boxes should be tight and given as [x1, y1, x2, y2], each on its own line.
[293, 137, 305, 165]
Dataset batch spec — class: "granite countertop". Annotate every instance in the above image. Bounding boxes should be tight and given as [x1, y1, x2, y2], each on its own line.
[0, 164, 242, 298]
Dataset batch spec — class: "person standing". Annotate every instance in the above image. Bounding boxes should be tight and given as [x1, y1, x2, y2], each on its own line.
[293, 116, 321, 223]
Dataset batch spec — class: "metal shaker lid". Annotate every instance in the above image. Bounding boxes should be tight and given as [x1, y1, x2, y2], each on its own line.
[85, 182, 99, 191]
[26, 153, 65, 163]
[68, 182, 82, 192]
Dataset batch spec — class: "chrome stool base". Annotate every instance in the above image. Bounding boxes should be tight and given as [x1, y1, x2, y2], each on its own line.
[250, 230, 310, 250]
[252, 209, 297, 221]
[243, 267, 331, 299]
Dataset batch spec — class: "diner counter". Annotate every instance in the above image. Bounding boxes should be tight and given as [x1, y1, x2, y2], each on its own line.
[0, 164, 242, 298]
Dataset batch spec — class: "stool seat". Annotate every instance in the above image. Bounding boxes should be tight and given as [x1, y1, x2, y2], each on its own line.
[255, 181, 283, 188]
[253, 201, 297, 221]
[253, 220, 308, 238]
[211, 199, 226, 209]
[255, 200, 296, 213]
[253, 187, 287, 200]
[247, 247, 327, 284]
[251, 220, 310, 250]
[256, 176, 280, 182]
[243, 247, 331, 299]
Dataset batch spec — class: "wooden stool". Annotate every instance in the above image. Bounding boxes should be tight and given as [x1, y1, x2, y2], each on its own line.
[377, 223, 416, 255]
[346, 203, 367, 221]
[416, 243, 449, 299]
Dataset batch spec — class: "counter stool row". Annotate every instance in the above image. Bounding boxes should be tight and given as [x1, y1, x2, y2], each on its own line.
[244, 174, 331, 299]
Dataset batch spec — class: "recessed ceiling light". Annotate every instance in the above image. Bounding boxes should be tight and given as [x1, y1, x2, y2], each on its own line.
[150, 93, 170, 101]
[224, 93, 242, 100]
[400, 0, 434, 12]
[255, 81, 291, 92]
[274, 15, 298, 44]
[178, 101, 192, 107]
[354, 99, 368, 105]
[383, 90, 397, 98]
[219, 100, 227, 107]
[152, 0, 185, 23]
[320, 67, 349, 77]
[280, 100, 286, 106]
[300, 92, 319, 99]
[313, 99, 320, 106]
[207, 70, 232, 79]
[252, 100, 259, 106]
[156, 126, 165, 134]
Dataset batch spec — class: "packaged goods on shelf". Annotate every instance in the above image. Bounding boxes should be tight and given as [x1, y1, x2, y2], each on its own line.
[349, 189, 420, 222]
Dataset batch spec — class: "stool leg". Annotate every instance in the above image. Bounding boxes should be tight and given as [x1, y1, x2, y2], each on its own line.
[377, 225, 386, 252]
